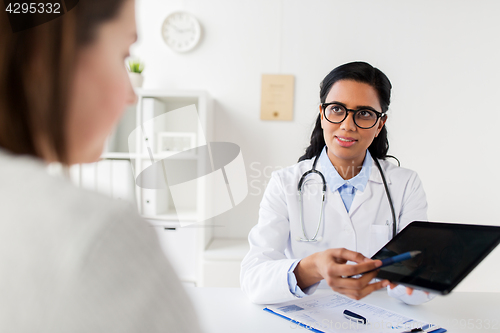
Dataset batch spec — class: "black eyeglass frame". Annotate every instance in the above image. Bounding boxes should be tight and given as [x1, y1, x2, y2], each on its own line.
[321, 102, 386, 129]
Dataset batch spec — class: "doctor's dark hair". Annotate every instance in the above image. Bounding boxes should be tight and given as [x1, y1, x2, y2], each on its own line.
[298, 61, 392, 162]
[0, 0, 128, 164]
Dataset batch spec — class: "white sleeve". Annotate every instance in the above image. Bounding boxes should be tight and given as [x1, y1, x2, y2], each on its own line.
[397, 171, 428, 231]
[389, 171, 433, 305]
[240, 171, 306, 304]
[50, 204, 201, 333]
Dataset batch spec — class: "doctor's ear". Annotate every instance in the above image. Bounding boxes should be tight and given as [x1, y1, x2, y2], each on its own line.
[319, 105, 324, 128]
[375, 115, 388, 137]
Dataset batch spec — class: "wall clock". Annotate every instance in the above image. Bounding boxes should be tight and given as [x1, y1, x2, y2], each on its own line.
[161, 12, 201, 53]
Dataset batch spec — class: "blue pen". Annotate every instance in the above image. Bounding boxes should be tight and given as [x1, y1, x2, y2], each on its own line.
[348, 251, 422, 277]
[379, 251, 421, 268]
[343, 309, 367, 325]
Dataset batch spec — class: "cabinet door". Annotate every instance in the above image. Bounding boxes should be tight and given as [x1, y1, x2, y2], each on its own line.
[152, 226, 197, 283]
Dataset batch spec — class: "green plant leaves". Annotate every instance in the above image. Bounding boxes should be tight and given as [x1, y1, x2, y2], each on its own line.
[127, 59, 144, 74]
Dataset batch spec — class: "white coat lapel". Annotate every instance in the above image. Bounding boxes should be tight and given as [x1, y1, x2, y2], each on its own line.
[348, 159, 390, 216]
[316, 150, 352, 225]
[328, 189, 351, 223]
[316, 159, 352, 230]
[348, 181, 372, 216]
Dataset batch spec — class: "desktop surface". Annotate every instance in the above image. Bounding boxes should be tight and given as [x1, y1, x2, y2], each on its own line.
[185, 286, 499, 333]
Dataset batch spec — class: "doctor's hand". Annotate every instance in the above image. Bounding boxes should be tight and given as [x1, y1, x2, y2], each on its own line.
[389, 283, 414, 295]
[388, 283, 430, 296]
[294, 248, 390, 300]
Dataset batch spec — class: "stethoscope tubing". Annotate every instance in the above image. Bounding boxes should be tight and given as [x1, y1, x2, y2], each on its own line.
[297, 155, 325, 242]
[373, 157, 397, 239]
[297, 152, 397, 242]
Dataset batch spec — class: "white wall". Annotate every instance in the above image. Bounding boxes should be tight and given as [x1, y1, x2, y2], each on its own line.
[132, 0, 500, 292]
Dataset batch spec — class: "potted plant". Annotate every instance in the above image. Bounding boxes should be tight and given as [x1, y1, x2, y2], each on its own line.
[127, 59, 145, 88]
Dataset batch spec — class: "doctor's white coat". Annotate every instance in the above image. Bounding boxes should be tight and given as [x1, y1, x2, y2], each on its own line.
[241, 156, 429, 305]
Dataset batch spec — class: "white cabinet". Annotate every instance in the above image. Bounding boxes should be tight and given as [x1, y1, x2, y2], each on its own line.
[202, 238, 249, 287]
[70, 89, 214, 286]
[153, 226, 197, 282]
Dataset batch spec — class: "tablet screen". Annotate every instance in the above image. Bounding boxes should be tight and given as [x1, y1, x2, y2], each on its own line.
[371, 221, 500, 294]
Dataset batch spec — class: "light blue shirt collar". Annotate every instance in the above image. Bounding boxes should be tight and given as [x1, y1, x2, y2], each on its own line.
[318, 146, 372, 193]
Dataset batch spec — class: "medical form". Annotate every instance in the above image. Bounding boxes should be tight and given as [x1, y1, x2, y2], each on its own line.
[264, 292, 446, 333]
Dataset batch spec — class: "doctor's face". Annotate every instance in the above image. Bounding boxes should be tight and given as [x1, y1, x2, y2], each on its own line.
[321, 79, 386, 167]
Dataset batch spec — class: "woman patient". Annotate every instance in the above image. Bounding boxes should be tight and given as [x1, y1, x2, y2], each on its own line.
[0, 1, 201, 332]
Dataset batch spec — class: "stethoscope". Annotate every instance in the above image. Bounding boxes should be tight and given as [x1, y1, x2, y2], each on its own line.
[297, 151, 398, 242]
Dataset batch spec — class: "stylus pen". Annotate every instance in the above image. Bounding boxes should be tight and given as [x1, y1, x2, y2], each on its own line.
[347, 251, 422, 278]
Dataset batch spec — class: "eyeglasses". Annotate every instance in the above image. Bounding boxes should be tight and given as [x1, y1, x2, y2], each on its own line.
[321, 103, 385, 129]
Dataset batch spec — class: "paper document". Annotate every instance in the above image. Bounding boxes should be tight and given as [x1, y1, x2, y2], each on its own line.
[264, 292, 445, 333]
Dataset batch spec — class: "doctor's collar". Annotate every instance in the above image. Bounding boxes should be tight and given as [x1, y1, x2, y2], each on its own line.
[318, 146, 372, 193]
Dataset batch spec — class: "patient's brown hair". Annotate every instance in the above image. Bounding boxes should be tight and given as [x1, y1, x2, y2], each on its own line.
[0, 0, 128, 164]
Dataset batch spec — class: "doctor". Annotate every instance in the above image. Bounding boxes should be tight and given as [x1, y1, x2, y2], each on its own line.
[241, 61, 434, 305]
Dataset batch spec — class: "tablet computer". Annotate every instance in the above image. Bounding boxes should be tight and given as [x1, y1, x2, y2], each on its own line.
[371, 221, 500, 295]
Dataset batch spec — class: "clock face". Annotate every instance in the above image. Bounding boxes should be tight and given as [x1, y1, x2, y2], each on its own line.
[161, 12, 201, 53]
